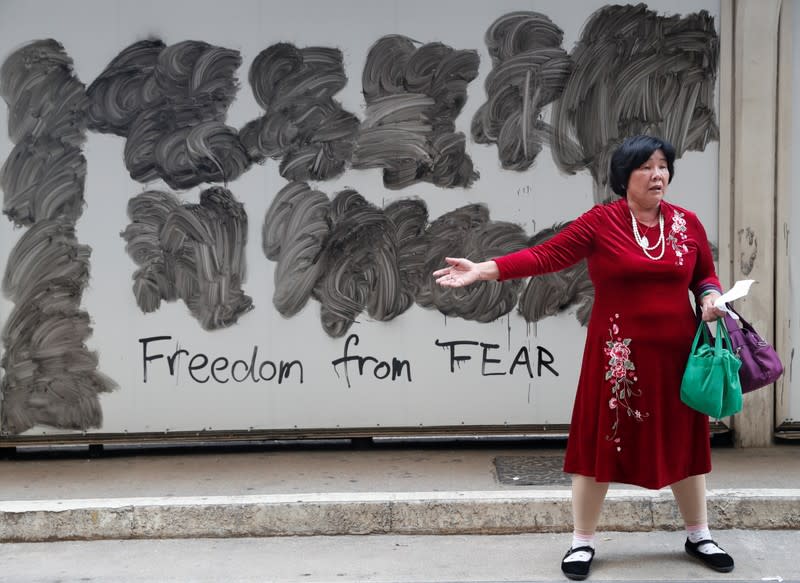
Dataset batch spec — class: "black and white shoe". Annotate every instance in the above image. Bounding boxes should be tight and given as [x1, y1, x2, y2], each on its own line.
[685, 538, 734, 573]
[561, 545, 595, 581]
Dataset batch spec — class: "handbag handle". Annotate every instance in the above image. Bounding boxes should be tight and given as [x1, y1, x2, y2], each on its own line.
[723, 304, 770, 347]
[689, 315, 734, 357]
[714, 318, 735, 356]
[689, 319, 712, 353]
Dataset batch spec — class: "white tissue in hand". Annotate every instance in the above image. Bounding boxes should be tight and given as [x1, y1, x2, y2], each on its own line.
[713, 279, 755, 319]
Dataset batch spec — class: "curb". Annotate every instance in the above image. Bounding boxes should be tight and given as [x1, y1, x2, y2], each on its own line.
[1, 489, 798, 542]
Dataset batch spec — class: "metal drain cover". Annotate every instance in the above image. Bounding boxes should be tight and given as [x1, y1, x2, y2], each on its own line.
[494, 455, 570, 486]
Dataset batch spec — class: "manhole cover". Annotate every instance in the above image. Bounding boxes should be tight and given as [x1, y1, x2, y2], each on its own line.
[494, 455, 570, 486]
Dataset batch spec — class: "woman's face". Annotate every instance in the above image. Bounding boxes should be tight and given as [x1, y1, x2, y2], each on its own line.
[626, 149, 669, 210]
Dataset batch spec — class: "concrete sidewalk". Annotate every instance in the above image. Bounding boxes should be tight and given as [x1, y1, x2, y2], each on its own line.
[0, 440, 798, 542]
[2, 531, 799, 582]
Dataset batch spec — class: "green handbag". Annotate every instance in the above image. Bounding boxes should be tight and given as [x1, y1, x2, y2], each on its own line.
[680, 321, 743, 418]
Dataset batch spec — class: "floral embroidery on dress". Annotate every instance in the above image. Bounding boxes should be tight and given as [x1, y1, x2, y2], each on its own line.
[603, 313, 649, 452]
[667, 210, 689, 265]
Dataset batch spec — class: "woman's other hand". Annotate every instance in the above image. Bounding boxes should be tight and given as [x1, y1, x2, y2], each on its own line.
[433, 257, 498, 288]
[700, 291, 727, 322]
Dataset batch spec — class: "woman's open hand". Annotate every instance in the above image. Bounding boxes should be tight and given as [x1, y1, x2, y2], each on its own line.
[433, 257, 482, 288]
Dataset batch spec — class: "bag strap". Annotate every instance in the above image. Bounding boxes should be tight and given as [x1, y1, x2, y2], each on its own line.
[723, 304, 770, 347]
[724, 304, 756, 334]
[715, 319, 734, 355]
[693, 304, 713, 347]
[694, 303, 733, 355]
[690, 321, 711, 353]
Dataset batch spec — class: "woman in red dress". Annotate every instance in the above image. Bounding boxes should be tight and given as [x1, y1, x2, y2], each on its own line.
[434, 135, 733, 580]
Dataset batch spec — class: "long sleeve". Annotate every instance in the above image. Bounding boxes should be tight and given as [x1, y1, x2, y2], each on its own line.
[688, 211, 722, 298]
[494, 205, 600, 281]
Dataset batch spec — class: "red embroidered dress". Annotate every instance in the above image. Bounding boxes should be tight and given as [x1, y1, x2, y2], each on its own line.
[495, 198, 721, 489]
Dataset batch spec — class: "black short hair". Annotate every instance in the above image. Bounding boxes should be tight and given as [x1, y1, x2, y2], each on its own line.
[609, 135, 676, 196]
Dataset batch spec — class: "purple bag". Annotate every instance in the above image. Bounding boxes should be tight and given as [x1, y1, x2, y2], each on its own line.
[722, 306, 784, 393]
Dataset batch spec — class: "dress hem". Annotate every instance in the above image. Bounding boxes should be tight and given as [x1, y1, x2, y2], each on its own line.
[561, 465, 713, 490]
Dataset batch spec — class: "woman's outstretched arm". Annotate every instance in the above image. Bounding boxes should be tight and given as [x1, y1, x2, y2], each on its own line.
[434, 204, 601, 288]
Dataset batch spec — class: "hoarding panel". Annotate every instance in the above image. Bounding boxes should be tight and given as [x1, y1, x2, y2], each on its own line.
[0, 0, 720, 439]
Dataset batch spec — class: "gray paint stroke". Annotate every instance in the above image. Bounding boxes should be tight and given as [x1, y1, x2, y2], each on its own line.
[416, 204, 527, 322]
[88, 39, 251, 189]
[262, 181, 330, 317]
[550, 4, 719, 201]
[0, 39, 116, 435]
[264, 182, 427, 338]
[121, 186, 253, 330]
[1, 137, 85, 226]
[353, 35, 479, 190]
[0, 39, 88, 148]
[0, 38, 89, 226]
[265, 183, 594, 336]
[316, 189, 406, 337]
[517, 222, 593, 326]
[1, 220, 115, 434]
[86, 39, 165, 136]
[383, 198, 429, 311]
[471, 12, 572, 171]
[242, 43, 359, 182]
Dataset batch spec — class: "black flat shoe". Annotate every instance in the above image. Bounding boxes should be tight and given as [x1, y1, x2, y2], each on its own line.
[561, 545, 595, 581]
[685, 538, 734, 573]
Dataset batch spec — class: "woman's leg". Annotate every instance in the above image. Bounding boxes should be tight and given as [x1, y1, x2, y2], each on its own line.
[561, 474, 609, 580]
[670, 474, 707, 527]
[572, 474, 610, 539]
[670, 474, 734, 572]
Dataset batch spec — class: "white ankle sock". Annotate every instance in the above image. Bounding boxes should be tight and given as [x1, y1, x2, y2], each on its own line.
[572, 533, 596, 549]
[687, 525, 712, 544]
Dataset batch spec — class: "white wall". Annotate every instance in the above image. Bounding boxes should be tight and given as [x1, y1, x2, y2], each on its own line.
[0, 0, 720, 438]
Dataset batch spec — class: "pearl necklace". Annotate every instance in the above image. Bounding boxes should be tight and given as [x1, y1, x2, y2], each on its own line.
[629, 209, 665, 260]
